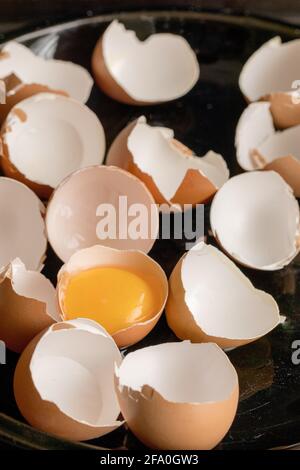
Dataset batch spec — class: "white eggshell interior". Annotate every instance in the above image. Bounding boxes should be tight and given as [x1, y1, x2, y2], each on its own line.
[258, 124, 300, 163]
[0, 41, 93, 102]
[181, 242, 280, 339]
[0, 177, 46, 271]
[3, 93, 106, 188]
[116, 341, 237, 403]
[102, 20, 199, 102]
[30, 319, 122, 425]
[235, 102, 275, 170]
[236, 102, 300, 170]
[127, 117, 229, 200]
[8, 258, 60, 320]
[210, 171, 300, 270]
[239, 36, 300, 101]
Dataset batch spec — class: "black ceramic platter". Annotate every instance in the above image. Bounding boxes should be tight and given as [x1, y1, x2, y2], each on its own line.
[1, 10, 300, 450]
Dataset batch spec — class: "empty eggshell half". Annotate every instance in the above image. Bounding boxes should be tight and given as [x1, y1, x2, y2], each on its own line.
[14, 318, 123, 441]
[235, 101, 300, 196]
[0, 92, 106, 199]
[0, 258, 60, 352]
[115, 341, 239, 449]
[57, 244, 168, 348]
[92, 20, 199, 104]
[0, 41, 93, 103]
[166, 242, 281, 349]
[0, 177, 47, 271]
[106, 116, 229, 208]
[46, 165, 159, 262]
[239, 36, 300, 128]
[210, 171, 300, 270]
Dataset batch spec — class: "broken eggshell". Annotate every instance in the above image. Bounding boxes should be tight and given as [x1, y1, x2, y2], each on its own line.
[14, 319, 123, 441]
[165, 242, 281, 349]
[0, 41, 93, 103]
[106, 116, 229, 208]
[235, 101, 300, 196]
[0, 79, 5, 104]
[115, 341, 239, 450]
[0, 258, 60, 353]
[46, 165, 159, 263]
[92, 20, 199, 105]
[239, 36, 300, 129]
[0, 73, 67, 125]
[0, 177, 47, 271]
[210, 171, 300, 270]
[0, 92, 106, 199]
[57, 244, 168, 348]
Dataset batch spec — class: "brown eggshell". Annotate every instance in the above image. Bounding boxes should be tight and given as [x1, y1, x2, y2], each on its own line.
[1, 93, 105, 200]
[115, 342, 239, 450]
[112, 314, 161, 350]
[235, 100, 300, 197]
[106, 119, 137, 169]
[13, 328, 97, 442]
[0, 177, 47, 271]
[91, 20, 199, 106]
[0, 79, 5, 104]
[0, 74, 67, 125]
[0, 259, 60, 352]
[166, 257, 251, 349]
[106, 123, 169, 204]
[170, 167, 217, 206]
[128, 160, 216, 207]
[0, 134, 53, 200]
[57, 244, 168, 348]
[264, 155, 300, 197]
[92, 38, 141, 105]
[263, 92, 300, 129]
[107, 119, 221, 208]
[0, 42, 93, 103]
[14, 320, 123, 441]
[0, 280, 54, 353]
[116, 383, 238, 450]
[166, 242, 281, 348]
[46, 165, 159, 262]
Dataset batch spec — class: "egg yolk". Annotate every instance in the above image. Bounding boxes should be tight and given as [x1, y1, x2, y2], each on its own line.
[62, 266, 158, 334]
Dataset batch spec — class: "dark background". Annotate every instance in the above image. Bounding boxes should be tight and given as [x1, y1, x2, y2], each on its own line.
[0, 0, 300, 451]
[0, 0, 299, 32]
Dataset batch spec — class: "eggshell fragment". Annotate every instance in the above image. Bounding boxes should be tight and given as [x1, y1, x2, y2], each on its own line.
[57, 244, 168, 348]
[115, 341, 239, 449]
[0, 259, 60, 352]
[92, 20, 199, 105]
[46, 165, 159, 262]
[14, 319, 123, 441]
[266, 92, 300, 129]
[235, 101, 300, 196]
[210, 171, 300, 270]
[0, 73, 67, 124]
[0, 177, 47, 271]
[0, 41, 93, 103]
[0, 79, 5, 104]
[0, 92, 106, 199]
[166, 242, 281, 349]
[239, 36, 300, 128]
[107, 116, 229, 207]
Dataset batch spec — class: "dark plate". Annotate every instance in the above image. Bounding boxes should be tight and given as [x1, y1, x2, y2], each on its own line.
[1, 10, 300, 450]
